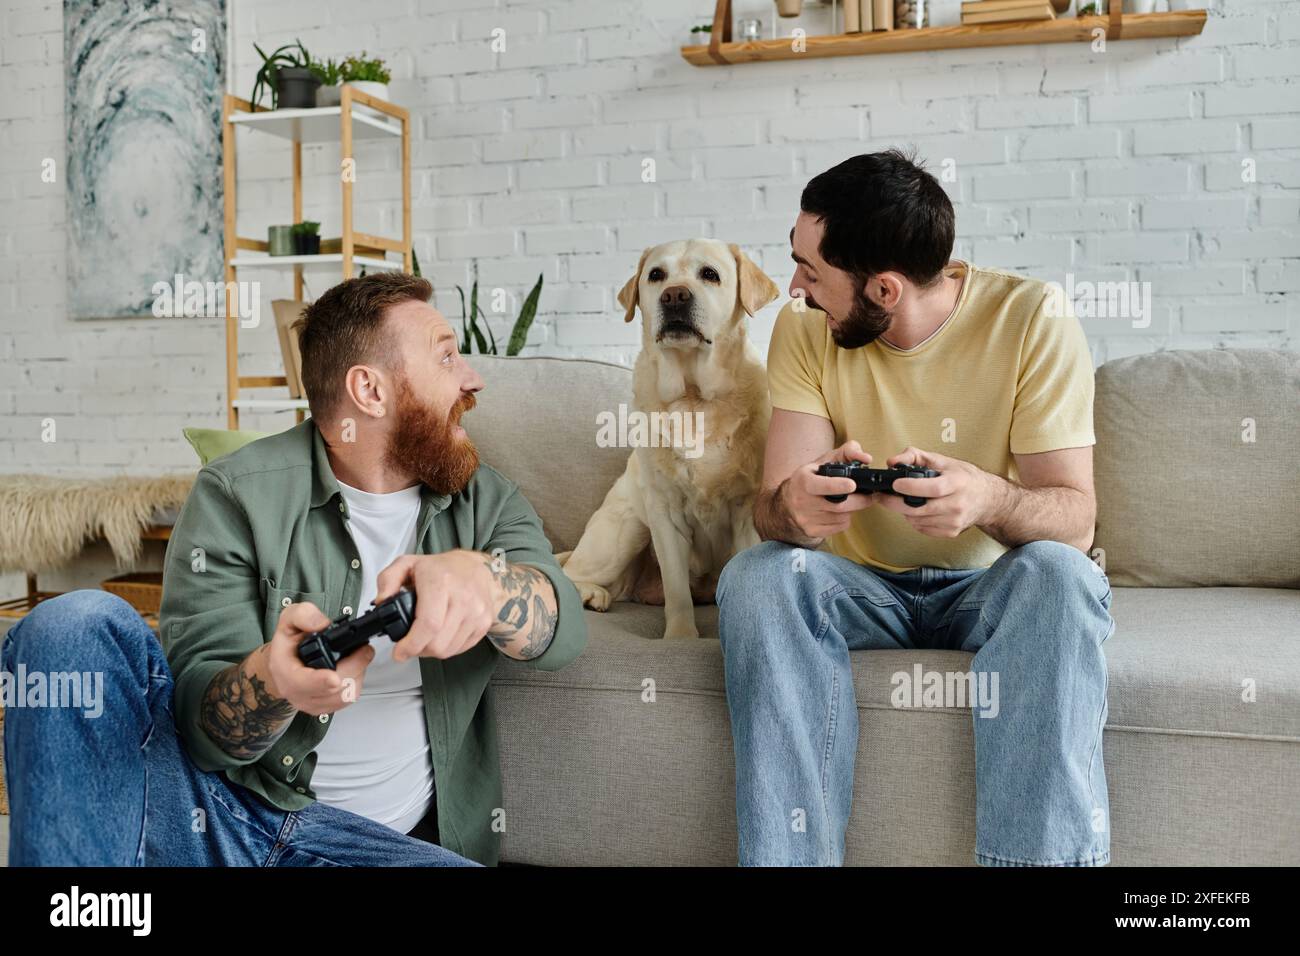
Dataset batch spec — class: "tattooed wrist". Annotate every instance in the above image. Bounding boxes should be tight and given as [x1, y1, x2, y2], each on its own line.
[200, 646, 296, 760]
[479, 554, 559, 660]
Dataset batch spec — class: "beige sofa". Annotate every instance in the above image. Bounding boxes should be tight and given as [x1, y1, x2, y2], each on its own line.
[479, 348, 1300, 866]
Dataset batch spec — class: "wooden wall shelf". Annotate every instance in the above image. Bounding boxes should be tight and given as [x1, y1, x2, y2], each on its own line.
[682, 3, 1206, 66]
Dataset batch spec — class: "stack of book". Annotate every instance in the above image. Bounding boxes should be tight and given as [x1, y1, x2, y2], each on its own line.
[961, 0, 1056, 24]
[844, 0, 896, 33]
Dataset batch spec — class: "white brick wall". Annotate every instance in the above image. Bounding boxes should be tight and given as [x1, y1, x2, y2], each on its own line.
[0, 0, 1296, 486]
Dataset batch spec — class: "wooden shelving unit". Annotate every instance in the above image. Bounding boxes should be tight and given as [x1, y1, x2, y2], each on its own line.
[682, 0, 1206, 65]
[221, 87, 412, 428]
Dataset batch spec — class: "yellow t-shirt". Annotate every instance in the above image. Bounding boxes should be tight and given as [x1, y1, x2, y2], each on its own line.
[766, 260, 1095, 572]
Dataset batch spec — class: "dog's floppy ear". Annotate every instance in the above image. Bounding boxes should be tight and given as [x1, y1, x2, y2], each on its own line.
[730, 244, 780, 317]
[617, 248, 653, 323]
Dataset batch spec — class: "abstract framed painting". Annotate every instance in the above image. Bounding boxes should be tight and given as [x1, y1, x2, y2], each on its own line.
[65, 0, 227, 320]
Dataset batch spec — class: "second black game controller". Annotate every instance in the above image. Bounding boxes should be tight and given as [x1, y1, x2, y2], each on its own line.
[297, 589, 417, 670]
[816, 461, 940, 508]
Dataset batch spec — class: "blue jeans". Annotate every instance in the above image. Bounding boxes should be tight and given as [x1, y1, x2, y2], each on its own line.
[1, 590, 478, 867]
[717, 539, 1115, 867]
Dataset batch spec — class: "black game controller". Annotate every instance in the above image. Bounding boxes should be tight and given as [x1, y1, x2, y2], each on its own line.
[816, 462, 940, 508]
[297, 589, 417, 669]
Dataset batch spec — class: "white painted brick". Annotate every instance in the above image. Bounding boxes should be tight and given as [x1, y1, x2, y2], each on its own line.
[1258, 259, 1300, 293]
[665, 185, 757, 218]
[550, 1, 629, 32]
[432, 164, 510, 195]
[1202, 229, 1300, 260]
[900, 69, 998, 101]
[1133, 120, 1241, 156]
[1086, 163, 1193, 197]
[457, 9, 545, 40]
[1233, 49, 1300, 81]
[1018, 127, 1121, 161]
[976, 96, 1076, 129]
[421, 106, 507, 138]
[518, 159, 602, 190]
[704, 146, 793, 181]
[699, 86, 797, 116]
[1085, 232, 1189, 265]
[482, 129, 566, 162]
[974, 169, 1074, 201]
[546, 64, 637, 97]
[908, 132, 1007, 166]
[1088, 91, 1193, 123]
[514, 98, 597, 130]
[872, 101, 965, 136]
[499, 36, 582, 71]
[1117, 53, 1224, 89]
[572, 123, 658, 156]
[1205, 159, 1300, 190]
[1258, 196, 1300, 226]
[1030, 201, 1133, 232]
[481, 195, 565, 227]
[1139, 265, 1246, 296]
[770, 108, 864, 143]
[669, 117, 761, 149]
[1141, 197, 1248, 229]
[608, 153, 692, 185]
[972, 237, 1075, 269]
[1041, 62, 1110, 94]
[436, 229, 518, 259]
[1204, 82, 1300, 118]
[572, 188, 657, 221]
[459, 71, 540, 103]
[554, 317, 641, 348]
[1182, 302, 1291, 334]
[1252, 119, 1300, 150]
[523, 226, 610, 255]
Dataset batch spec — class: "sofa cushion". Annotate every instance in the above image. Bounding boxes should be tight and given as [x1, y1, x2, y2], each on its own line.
[491, 587, 1300, 865]
[506, 586, 1300, 741]
[1093, 348, 1300, 588]
[467, 355, 633, 553]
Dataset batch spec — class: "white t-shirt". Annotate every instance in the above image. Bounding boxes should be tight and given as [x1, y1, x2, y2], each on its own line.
[310, 479, 433, 834]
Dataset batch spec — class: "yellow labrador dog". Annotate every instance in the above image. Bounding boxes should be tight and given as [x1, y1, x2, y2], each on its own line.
[558, 239, 779, 640]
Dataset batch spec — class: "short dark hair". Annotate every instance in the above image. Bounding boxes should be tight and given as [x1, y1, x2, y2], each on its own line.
[294, 272, 432, 421]
[800, 149, 955, 287]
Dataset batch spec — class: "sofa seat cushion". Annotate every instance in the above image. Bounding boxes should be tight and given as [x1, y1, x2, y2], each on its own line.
[498, 586, 1300, 742]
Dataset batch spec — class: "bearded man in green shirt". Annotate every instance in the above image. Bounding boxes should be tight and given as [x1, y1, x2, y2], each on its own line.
[1, 272, 588, 866]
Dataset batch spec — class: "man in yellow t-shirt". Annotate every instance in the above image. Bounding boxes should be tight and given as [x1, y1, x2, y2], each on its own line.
[716, 150, 1115, 868]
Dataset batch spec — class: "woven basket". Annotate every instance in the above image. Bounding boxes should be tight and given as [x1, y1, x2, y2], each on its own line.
[100, 572, 163, 616]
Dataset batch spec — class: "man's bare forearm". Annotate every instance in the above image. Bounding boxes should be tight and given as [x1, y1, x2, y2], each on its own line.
[200, 644, 295, 761]
[754, 482, 822, 549]
[480, 556, 558, 660]
[978, 475, 1096, 552]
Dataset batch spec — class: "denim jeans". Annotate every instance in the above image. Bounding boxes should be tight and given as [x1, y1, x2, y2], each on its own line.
[716, 539, 1115, 867]
[1, 590, 479, 867]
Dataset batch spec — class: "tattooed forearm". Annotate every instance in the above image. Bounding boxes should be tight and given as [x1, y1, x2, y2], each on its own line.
[200, 645, 296, 760]
[481, 556, 559, 660]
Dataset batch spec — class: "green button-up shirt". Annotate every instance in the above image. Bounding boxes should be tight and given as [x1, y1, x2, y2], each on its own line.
[158, 420, 587, 865]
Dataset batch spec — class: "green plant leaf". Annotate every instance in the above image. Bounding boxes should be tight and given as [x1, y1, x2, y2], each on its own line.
[456, 285, 471, 353]
[507, 273, 544, 356]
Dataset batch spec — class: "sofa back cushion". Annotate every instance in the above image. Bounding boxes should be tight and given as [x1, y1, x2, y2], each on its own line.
[1093, 348, 1300, 588]
[467, 355, 633, 553]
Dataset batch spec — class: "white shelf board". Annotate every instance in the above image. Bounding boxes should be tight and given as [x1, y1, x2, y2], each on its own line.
[231, 399, 310, 411]
[229, 253, 402, 271]
[229, 105, 401, 143]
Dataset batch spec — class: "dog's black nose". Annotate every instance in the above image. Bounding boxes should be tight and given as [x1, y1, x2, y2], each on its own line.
[659, 285, 693, 307]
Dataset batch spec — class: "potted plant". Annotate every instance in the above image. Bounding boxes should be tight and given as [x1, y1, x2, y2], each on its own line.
[267, 225, 294, 256]
[1076, 1, 1101, 13]
[291, 221, 320, 255]
[456, 272, 544, 356]
[775, 0, 803, 16]
[311, 56, 344, 107]
[686, 23, 712, 45]
[341, 53, 392, 102]
[250, 39, 319, 109]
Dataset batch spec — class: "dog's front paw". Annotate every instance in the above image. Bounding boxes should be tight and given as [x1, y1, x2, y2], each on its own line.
[575, 581, 611, 612]
[662, 621, 699, 640]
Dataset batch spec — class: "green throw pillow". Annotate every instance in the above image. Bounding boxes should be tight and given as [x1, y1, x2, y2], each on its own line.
[182, 427, 271, 466]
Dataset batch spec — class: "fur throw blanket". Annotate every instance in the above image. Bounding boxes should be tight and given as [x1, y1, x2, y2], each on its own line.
[0, 474, 195, 574]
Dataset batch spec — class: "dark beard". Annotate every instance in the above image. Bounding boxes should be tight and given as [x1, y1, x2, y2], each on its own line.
[383, 379, 480, 496]
[807, 287, 892, 350]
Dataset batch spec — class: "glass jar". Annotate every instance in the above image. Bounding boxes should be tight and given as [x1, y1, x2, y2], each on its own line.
[896, 0, 929, 28]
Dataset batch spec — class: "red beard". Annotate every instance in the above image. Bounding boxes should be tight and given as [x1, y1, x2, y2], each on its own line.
[383, 379, 479, 496]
